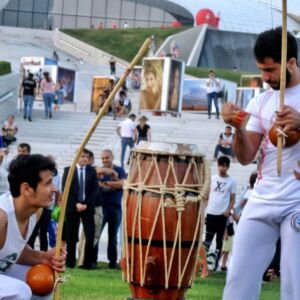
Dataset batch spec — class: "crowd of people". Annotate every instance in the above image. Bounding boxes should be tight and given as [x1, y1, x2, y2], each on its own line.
[1, 24, 300, 300]
[20, 70, 66, 121]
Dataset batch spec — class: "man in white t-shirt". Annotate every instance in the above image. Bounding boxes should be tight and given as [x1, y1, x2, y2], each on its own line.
[206, 70, 221, 119]
[116, 113, 136, 168]
[222, 27, 300, 300]
[213, 126, 235, 160]
[204, 156, 236, 264]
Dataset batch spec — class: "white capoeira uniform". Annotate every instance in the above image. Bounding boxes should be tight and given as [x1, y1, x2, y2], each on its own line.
[0, 192, 52, 300]
[223, 84, 300, 300]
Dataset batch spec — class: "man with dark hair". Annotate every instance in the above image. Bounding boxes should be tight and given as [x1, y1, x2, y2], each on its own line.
[222, 27, 300, 299]
[97, 149, 126, 269]
[62, 148, 98, 269]
[213, 126, 235, 160]
[0, 154, 66, 299]
[204, 156, 236, 266]
[114, 90, 132, 118]
[17, 143, 31, 155]
[20, 73, 36, 122]
[116, 113, 136, 168]
[206, 70, 221, 119]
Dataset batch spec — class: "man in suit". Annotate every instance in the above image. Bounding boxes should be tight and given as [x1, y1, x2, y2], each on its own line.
[62, 148, 98, 269]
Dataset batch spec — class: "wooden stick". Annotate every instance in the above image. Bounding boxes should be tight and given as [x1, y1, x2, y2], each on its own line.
[277, 0, 287, 176]
[53, 35, 153, 300]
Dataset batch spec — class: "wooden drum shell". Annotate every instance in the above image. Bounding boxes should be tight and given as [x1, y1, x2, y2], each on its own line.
[121, 143, 210, 300]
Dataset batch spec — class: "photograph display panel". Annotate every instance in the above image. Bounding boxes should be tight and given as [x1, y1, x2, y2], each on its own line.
[182, 79, 208, 111]
[139, 58, 166, 111]
[166, 59, 185, 113]
[57, 67, 76, 103]
[236, 87, 260, 110]
[91, 77, 112, 112]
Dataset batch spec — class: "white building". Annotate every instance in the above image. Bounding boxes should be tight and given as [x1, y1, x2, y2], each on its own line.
[0, 0, 299, 33]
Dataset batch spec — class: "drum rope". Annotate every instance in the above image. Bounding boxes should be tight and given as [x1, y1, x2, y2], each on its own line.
[123, 153, 211, 290]
[179, 195, 202, 285]
[153, 156, 169, 289]
[189, 159, 210, 285]
[122, 188, 130, 281]
[190, 199, 207, 285]
[137, 191, 144, 286]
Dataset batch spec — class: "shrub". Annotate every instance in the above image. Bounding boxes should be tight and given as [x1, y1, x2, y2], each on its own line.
[0, 61, 12, 76]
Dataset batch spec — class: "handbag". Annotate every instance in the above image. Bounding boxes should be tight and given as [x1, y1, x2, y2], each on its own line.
[218, 90, 224, 98]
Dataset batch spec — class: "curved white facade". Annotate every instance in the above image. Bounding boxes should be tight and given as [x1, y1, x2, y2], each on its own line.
[134, 0, 300, 33]
[0, 0, 299, 34]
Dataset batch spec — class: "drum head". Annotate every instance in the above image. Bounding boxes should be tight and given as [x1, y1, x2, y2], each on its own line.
[134, 141, 205, 157]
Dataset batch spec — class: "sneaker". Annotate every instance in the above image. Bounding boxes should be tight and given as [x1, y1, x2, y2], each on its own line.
[24, 116, 27, 119]
[49, 112, 52, 119]
[28, 117, 32, 122]
[221, 266, 227, 272]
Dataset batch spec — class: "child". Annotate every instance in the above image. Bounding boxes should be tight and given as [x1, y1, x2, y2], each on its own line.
[204, 156, 236, 264]
[220, 215, 235, 271]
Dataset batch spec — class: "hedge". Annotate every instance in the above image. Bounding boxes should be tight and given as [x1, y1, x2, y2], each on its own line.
[0, 61, 12, 76]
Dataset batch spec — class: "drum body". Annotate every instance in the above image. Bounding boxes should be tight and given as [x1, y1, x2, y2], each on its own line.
[121, 142, 210, 300]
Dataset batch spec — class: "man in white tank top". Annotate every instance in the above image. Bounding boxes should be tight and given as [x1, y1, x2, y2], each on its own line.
[0, 154, 66, 299]
[222, 27, 300, 300]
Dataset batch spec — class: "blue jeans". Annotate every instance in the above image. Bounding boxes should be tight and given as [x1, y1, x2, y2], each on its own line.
[214, 144, 234, 158]
[207, 92, 219, 118]
[43, 93, 55, 117]
[101, 205, 122, 267]
[23, 95, 34, 118]
[121, 137, 134, 168]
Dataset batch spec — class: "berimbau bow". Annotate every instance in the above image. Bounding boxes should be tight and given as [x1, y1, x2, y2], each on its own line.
[277, 0, 287, 176]
[53, 35, 153, 300]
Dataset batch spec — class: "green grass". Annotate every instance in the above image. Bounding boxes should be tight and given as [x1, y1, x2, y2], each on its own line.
[61, 27, 190, 63]
[61, 27, 253, 85]
[185, 67, 250, 86]
[58, 263, 279, 299]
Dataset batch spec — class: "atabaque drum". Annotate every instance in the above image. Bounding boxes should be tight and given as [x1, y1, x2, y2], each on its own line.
[121, 142, 210, 300]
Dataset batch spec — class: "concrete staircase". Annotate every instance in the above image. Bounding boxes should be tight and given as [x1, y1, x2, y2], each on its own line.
[11, 92, 257, 200]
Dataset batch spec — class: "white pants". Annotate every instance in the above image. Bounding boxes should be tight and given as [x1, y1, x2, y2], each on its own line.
[223, 199, 300, 300]
[0, 264, 52, 300]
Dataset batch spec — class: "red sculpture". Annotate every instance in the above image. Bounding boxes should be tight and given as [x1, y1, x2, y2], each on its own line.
[195, 9, 220, 28]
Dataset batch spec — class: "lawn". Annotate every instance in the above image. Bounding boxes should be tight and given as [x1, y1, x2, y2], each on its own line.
[61, 27, 251, 86]
[61, 27, 189, 64]
[58, 263, 279, 300]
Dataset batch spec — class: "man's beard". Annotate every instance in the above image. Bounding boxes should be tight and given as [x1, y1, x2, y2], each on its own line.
[267, 68, 291, 90]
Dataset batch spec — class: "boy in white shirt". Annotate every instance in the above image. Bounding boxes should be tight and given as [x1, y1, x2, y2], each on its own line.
[204, 156, 236, 264]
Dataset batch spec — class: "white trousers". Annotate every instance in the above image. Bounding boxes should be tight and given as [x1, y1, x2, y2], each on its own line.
[223, 199, 300, 300]
[0, 264, 52, 300]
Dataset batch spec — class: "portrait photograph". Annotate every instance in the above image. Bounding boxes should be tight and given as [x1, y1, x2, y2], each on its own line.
[139, 58, 166, 111]
[166, 59, 185, 113]
[57, 67, 76, 103]
[91, 77, 113, 113]
[240, 74, 263, 88]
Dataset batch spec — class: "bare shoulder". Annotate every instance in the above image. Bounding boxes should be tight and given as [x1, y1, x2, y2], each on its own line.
[0, 209, 8, 249]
